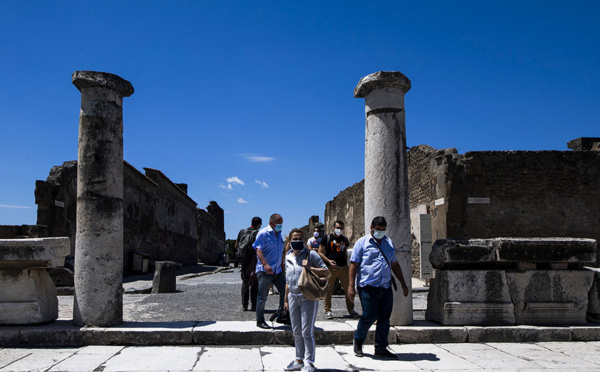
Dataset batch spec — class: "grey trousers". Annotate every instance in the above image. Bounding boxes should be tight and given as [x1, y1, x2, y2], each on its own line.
[288, 292, 319, 364]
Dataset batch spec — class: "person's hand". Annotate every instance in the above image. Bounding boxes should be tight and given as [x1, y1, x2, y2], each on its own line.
[284, 301, 289, 311]
[329, 260, 338, 269]
[302, 259, 309, 268]
[402, 283, 409, 297]
[347, 286, 355, 302]
[264, 263, 273, 274]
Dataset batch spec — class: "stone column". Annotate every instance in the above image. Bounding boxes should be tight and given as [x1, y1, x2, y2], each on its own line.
[72, 71, 134, 326]
[354, 71, 413, 325]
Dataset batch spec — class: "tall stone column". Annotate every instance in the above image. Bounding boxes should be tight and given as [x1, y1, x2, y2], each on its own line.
[354, 71, 413, 325]
[72, 71, 134, 326]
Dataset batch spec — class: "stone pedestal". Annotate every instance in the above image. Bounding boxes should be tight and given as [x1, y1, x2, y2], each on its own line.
[72, 71, 134, 327]
[152, 261, 177, 294]
[355, 71, 413, 325]
[0, 237, 70, 324]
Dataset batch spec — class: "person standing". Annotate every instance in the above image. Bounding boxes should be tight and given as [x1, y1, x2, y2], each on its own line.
[347, 216, 409, 359]
[235, 216, 261, 312]
[318, 220, 358, 319]
[283, 229, 328, 372]
[306, 226, 322, 251]
[253, 213, 286, 329]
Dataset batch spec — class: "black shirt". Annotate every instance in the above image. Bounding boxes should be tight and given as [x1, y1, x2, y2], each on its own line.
[321, 233, 349, 267]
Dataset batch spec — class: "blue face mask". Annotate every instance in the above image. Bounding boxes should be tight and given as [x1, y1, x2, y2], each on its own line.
[373, 230, 386, 240]
[275, 224, 283, 232]
[290, 241, 304, 250]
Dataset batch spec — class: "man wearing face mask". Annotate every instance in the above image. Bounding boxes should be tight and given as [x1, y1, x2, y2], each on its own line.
[253, 213, 286, 329]
[306, 226, 322, 251]
[347, 216, 409, 359]
[318, 220, 358, 319]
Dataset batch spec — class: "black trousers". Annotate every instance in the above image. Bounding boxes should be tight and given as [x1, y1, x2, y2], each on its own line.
[240, 260, 258, 308]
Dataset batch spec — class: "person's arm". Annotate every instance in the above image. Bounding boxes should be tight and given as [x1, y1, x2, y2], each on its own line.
[256, 248, 272, 274]
[391, 261, 409, 297]
[302, 257, 329, 277]
[284, 283, 290, 311]
[318, 240, 337, 268]
[347, 261, 359, 302]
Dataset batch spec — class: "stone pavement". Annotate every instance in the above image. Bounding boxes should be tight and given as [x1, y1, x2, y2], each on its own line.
[3, 342, 600, 371]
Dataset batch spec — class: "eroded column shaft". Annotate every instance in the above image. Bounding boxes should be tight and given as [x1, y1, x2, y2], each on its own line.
[72, 71, 134, 326]
[355, 71, 413, 325]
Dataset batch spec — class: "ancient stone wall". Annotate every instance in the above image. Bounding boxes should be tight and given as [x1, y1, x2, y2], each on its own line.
[34, 161, 214, 273]
[197, 206, 224, 265]
[323, 179, 364, 247]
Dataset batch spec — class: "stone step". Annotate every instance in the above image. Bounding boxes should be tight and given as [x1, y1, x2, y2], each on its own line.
[2, 319, 600, 347]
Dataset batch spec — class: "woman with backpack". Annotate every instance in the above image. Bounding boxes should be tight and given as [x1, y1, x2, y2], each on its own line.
[283, 228, 329, 372]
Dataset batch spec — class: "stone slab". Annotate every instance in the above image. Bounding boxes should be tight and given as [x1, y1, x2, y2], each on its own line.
[466, 325, 572, 342]
[84, 321, 195, 345]
[0, 326, 21, 346]
[100, 346, 198, 371]
[429, 239, 494, 269]
[491, 341, 600, 369]
[506, 270, 594, 325]
[0, 237, 70, 269]
[194, 346, 263, 371]
[438, 342, 539, 370]
[0, 347, 79, 371]
[48, 345, 124, 372]
[392, 343, 480, 370]
[395, 325, 468, 343]
[570, 326, 600, 341]
[18, 320, 82, 346]
[494, 237, 596, 263]
[193, 321, 274, 345]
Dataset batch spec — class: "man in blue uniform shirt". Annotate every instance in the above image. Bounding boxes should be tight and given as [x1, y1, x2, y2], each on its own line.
[347, 216, 409, 359]
[253, 213, 286, 329]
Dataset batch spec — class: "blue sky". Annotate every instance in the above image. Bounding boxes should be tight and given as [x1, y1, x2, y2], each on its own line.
[1, 1, 599, 240]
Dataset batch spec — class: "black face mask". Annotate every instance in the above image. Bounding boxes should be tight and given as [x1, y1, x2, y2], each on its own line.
[290, 241, 304, 250]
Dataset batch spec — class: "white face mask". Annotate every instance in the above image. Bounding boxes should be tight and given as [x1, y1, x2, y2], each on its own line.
[314, 232, 319, 238]
[373, 230, 386, 240]
[334, 228, 342, 236]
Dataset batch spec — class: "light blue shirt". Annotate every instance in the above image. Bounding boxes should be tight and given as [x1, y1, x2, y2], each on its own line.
[350, 234, 397, 288]
[253, 225, 285, 274]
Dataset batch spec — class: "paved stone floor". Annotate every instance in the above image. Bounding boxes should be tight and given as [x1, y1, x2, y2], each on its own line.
[3, 342, 600, 371]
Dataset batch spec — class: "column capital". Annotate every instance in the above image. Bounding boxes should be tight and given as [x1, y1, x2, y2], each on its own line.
[72, 71, 134, 97]
[354, 71, 411, 98]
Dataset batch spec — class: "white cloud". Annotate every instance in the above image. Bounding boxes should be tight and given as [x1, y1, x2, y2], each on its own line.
[236, 197, 248, 204]
[0, 204, 31, 209]
[219, 183, 233, 190]
[254, 180, 269, 189]
[226, 176, 245, 185]
[241, 154, 276, 163]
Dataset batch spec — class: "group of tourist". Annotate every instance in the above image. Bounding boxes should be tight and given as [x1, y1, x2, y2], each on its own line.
[235, 214, 409, 372]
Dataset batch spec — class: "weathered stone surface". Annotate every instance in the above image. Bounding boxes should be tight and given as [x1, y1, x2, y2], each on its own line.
[586, 268, 600, 320]
[570, 326, 600, 341]
[357, 70, 413, 326]
[429, 239, 494, 269]
[0, 237, 70, 269]
[466, 326, 572, 343]
[83, 322, 194, 346]
[394, 324, 468, 343]
[18, 320, 82, 346]
[0, 268, 58, 325]
[193, 321, 274, 345]
[426, 270, 515, 326]
[494, 237, 596, 264]
[73, 71, 132, 327]
[506, 270, 594, 325]
[152, 261, 177, 294]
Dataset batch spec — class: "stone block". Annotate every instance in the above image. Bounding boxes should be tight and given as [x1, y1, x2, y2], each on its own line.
[152, 261, 177, 294]
[506, 270, 594, 325]
[0, 325, 21, 346]
[494, 238, 596, 264]
[193, 321, 274, 345]
[83, 321, 194, 345]
[0, 237, 70, 269]
[0, 268, 58, 325]
[426, 270, 515, 326]
[18, 320, 83, 346]
[467, 326, 572, 342]
[586, 268, 600, 320]
[429, 239, 495, 269]
[570, 326, 600, 341]
[394, 323, 468, 343]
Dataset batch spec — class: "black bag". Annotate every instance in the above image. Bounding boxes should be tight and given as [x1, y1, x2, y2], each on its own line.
[270, 308, 291, 325]
[238, 228, 258, 261]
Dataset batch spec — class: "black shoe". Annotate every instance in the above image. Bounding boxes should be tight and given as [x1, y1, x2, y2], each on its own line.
[250, 305, 256, 311]
[256, 321, 270, 329]
[353, 339, 363, 357]
[374, 348, 397, 360]
[242, 305, 249, 311]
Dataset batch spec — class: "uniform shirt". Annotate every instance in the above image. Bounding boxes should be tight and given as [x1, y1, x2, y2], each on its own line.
[285, 248, 327, 295]
[253, 225, 285, 274]
[350, 234, 397, 288]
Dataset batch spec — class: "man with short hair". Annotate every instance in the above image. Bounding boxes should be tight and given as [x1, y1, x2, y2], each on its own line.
[253, 213, 286, 329]
[306, 225, 322, 251]
[318, 220, 358, 319]
[348, 216, 409, 359]
[235, 216, 262, 312]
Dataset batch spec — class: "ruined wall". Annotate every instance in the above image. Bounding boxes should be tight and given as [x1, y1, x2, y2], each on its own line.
[323, 180, 364, 247]
[197, 204, 225, 265]
[35, 161, 203, 273]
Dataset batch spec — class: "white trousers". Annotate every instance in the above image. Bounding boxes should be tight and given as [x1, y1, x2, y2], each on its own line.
[288, 292, 318, 364]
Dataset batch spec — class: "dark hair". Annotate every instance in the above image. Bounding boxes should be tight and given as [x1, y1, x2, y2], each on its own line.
[251, 217, 262, 228]
[288, 228, 303, 240]
[334, 220, 345, 227]
[269, 213, 282, 223]
[370, 216, 387, 228]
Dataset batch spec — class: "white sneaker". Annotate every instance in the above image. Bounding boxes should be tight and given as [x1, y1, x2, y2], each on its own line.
[284, 360, 304, 371]
[325, 311, 333, 319]
[301, 364, 316, 372]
